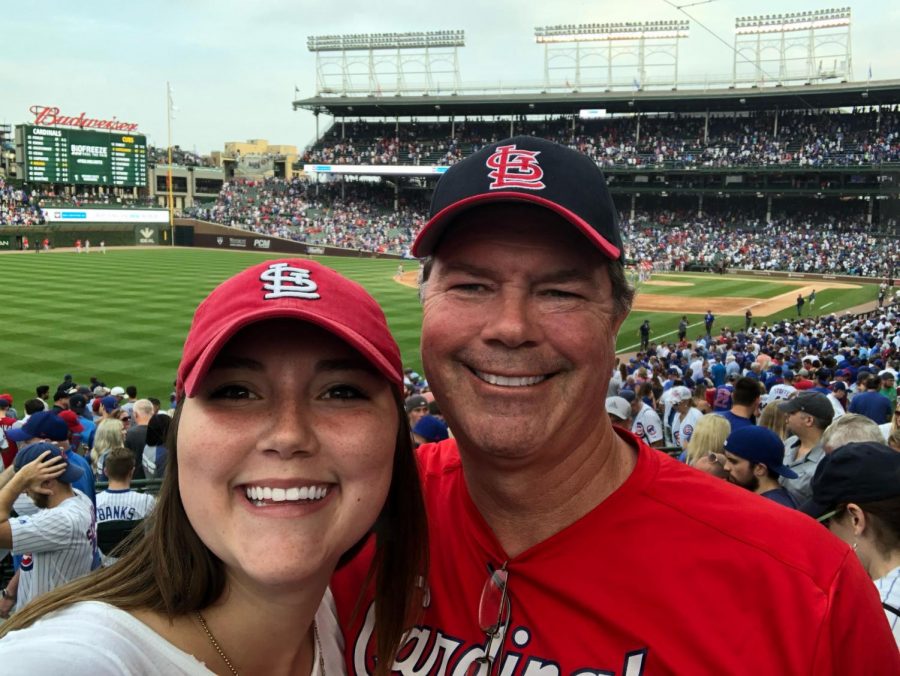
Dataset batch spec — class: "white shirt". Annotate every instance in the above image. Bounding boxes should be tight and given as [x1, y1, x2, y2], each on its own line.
[767, 383, 797, 403]
[826, 393, 846, 421]
[0, 590, 345, 674]
[874, 566, 900, 648]
[631, 403, 663, 445]
[673, 407, 704, 449]
[9, 489, 95, 610]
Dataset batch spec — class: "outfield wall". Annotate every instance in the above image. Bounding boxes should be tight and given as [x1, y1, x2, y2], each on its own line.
[725, 268, 893, 286]
[174, 218, 404, 259]
[0, 223, 165, 248]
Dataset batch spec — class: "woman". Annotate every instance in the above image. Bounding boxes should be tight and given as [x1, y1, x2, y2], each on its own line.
[142, 413, 172, 479]
[0, 259, 427, 674]
[684, 413, 730, 469]
[758, 400, 790, 441]
[879, 402, 900, 445]
[91, 417, 126, 479]
[804, 442, 900, 646]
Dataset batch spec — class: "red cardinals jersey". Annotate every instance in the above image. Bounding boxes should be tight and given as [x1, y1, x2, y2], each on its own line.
[332, 430, 899, 675]
[0, 416, 18, 468]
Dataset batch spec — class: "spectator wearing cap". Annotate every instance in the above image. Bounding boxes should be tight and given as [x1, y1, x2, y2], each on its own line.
[412, 415, 450, 447]
[124, 399, 154, 481]
[404, 394, 429, 429]
[766, 369, 797, 404]
[716, 377, 761, 432]
[68, 394, 96, 450]
[827, 381, 848, 420]
[722, 427, 799, 509]
[801, 442, 900, 647]
[0, 442, 95, 618]
[0, 399, 18, 470]
[880, 371, 897, 410]
[779, 392, 835, 503]
[605, 397, 632, 431]
[50, 390, 69, 414]
[849, 375, 893, 424]
[0, 395, 17, 422]
[56, 411, 97, 505]
[671, 386, 703, 453]
[629, 393, 664, 449]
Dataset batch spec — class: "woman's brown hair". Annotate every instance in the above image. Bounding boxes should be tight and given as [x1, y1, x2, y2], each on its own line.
[1, 396, 428, 675]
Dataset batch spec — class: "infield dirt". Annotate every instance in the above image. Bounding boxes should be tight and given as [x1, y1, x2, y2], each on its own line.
[397, 271, 861, 317]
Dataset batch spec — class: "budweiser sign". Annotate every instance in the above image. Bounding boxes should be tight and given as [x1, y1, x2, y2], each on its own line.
[29, 105, 139, 132]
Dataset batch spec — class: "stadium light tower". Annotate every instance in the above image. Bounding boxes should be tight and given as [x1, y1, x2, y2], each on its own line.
[307, 30, 465, 97]
[732, 7, 852, 86]
[534, 21, 689, 91]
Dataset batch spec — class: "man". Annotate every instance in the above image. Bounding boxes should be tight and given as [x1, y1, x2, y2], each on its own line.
[796, 293, 805, 316]
[0, 442, 95, 617]
[638, 319, 651, 352]
[671, 385, 703, 451]
[35, 385, 50, 411]
[826, 381, 848, 420]
[0, 398, 17, 470]
[605, 396, 631, 431]
[411, 415, 450, 448]
[68, 394, 96, 450]
[744, 308, 752, 330]
[124, 399, 154, 481]
[767, 369, 797, 403]
[95, 446, 156, 564]
[849, 374, 893, 424]
[879, 370, 897, 410]
[779, 392, 834, 503]
[331, 136, 897, 672]
[704, 309, 715, 338]
[716, 376, 760, 432]
[678, 315, 688, 342]
[404, 394, 429, 429]
[722, 426, 798, 509]
[629, 393, 664, 448]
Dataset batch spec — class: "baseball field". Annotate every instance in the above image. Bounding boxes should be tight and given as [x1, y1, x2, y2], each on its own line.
[0, 248, 880, 405]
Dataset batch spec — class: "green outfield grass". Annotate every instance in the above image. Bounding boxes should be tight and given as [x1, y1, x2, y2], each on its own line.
[0, 249, 881, 406]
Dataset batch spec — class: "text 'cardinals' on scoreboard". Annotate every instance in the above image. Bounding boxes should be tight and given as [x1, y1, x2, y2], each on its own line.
[16, 125, 147, 187]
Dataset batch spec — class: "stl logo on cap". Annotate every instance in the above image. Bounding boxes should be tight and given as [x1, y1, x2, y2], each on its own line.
[486, 144, 545, 191]
[260, 262, 320, 300]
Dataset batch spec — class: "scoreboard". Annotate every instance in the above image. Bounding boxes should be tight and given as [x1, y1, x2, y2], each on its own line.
[17, 124, 147, 187]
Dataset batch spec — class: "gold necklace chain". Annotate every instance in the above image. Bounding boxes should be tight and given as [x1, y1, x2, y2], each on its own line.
[195, 611, 325, 675]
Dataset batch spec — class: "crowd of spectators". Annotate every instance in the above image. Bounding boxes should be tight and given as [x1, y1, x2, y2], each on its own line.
[304, 108, 900, 168]
[148, 145, 212, 167]
[612, 299, 900, 458]
[185, 178, 428, 254]
[0, 179, 43, 226]
[623, 207, 897, 278]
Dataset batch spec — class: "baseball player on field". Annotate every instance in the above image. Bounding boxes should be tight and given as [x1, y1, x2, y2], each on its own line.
[0, 442, 95, 617]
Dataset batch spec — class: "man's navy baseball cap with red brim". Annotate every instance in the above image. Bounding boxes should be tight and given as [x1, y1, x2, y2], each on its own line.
[412, 136, 624, 261]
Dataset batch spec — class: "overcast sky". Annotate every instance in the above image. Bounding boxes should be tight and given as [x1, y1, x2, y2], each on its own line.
[2, 0, 897, 154]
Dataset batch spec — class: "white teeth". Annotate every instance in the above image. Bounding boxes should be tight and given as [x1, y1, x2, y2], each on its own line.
[244, 484, 329, 504]
[474, 370, 547, 387]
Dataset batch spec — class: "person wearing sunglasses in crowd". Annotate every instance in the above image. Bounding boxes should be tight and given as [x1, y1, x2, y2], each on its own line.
[0, 259, 427, 675]
[802, 442, 900, 647]
[332, 137, 898, 674]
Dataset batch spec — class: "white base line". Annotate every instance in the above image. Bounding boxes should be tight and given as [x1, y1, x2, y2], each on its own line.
[820, 302, 833, 310]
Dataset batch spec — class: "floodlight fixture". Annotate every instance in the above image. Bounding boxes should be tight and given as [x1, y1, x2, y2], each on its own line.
[308, 30, 465, 52]
[535, 20, 689, 43]
[734, 7, 850, 34]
